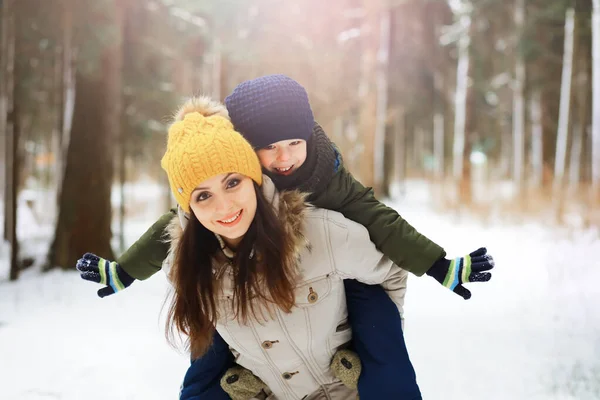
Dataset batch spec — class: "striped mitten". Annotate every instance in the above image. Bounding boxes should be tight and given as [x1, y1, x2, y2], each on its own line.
[76, 253, 135, 298]
[426, 247, 494, 300]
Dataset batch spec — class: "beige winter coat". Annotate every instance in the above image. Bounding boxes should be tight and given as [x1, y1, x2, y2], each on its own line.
[167, 176, 408, 400]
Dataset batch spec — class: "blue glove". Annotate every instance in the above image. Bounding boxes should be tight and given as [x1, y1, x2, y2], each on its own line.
[426, 247, 494, 300]
[76, 253, 135, 298]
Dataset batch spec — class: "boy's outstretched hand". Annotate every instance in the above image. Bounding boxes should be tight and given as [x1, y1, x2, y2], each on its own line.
[76, 253, 135, 298]
[426, 247, 494, 300]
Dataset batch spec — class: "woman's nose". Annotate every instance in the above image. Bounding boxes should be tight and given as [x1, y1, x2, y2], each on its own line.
[215, 196, 233, 213]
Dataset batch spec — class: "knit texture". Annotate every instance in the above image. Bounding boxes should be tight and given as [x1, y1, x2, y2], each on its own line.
[76, 252, 135, 298]
[426, 247, 494, 300]
[161, 97, 263, 213]
[225, 75, 315, 149]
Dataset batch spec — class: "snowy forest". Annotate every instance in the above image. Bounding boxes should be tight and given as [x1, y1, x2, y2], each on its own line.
[1, 0, 599, 399]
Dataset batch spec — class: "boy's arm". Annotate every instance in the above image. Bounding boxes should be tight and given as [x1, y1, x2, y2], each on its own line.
[116, 209, 176, 280]
[76, 210, 176, 297]
[310, 166, 444, 276]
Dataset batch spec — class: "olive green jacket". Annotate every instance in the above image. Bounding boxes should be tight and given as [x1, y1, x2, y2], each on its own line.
[118, 167, 445, 280]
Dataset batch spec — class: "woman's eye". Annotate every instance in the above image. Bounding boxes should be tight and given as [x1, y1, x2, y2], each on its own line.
[227, 178, 240, 189]
[196, 192, 210, 202]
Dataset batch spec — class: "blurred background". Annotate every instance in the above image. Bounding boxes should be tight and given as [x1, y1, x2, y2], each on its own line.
[0, 0, 599, 399]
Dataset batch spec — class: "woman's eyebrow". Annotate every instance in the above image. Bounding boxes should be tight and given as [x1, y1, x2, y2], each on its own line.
[193, 174, 233, 192]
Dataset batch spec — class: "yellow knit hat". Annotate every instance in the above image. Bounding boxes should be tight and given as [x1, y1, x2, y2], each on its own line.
[161, 96, 263, 213]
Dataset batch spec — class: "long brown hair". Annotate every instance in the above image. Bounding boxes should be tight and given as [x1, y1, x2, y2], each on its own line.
[166, 182, 298, 357]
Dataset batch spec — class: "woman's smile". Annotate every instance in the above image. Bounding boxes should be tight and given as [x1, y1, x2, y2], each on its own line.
[216, 209, 243, 227]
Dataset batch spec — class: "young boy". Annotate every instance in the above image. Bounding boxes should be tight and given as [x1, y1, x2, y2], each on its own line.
[77, 75, 494, 399]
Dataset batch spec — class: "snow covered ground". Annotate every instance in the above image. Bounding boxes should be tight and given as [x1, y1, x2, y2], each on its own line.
[1, 181, 599, 400]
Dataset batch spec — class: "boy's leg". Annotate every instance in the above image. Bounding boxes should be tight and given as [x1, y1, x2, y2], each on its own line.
[343, 279, 422, 400]
[179, 330, 235, 400]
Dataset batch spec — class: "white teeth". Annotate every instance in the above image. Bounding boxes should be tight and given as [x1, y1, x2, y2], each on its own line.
[276, 166, 292, 172]
[220, 210, 241, 224]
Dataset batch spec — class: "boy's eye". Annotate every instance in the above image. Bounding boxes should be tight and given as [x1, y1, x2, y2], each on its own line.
[226, 178, 241, 189]
[263, 144, 276, 150]
[196, 192, 211, 202]
[290, 140, 301, 146]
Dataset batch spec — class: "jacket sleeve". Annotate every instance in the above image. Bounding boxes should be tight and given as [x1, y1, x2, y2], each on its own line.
[116, 210, 176, 280]
[325, 210, 409, 316]
[310, 166, 445, 276]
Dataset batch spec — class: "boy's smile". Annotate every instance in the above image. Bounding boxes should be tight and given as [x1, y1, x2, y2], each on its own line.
[274, 165, 295, 175]
[256, 139, 308, 176]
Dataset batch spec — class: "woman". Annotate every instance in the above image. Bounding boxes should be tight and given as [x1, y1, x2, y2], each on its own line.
[161, 104, 408, 400]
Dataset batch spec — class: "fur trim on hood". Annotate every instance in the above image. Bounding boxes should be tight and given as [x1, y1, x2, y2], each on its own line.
[163, 176, 311, 281]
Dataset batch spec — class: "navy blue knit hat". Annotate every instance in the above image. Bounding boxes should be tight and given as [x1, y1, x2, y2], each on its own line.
[225, 75, 315, 149]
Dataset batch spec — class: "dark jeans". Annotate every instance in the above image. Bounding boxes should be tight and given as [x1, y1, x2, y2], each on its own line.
[344, 279, 421, 400]
[179, 280, 421, 400]
[179, 332, 233, 400]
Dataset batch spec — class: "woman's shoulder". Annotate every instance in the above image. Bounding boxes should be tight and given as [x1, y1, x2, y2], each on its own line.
[303, 206, 368, 240]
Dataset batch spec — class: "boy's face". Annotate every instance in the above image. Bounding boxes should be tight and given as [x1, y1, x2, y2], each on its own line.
[256, 139, 307, 176]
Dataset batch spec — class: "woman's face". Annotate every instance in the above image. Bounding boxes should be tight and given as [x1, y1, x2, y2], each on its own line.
[189, 173, 257, 249]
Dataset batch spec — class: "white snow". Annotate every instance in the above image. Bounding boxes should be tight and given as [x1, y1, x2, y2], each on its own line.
[1, 180, 599, 400]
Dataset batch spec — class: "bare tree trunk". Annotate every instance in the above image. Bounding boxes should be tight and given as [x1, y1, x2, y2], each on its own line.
[592, 0, 600, 202]
[498, 121, 512, 179]
[513, 0, 526, 198]
[530, 89, 543, 188]
[570, 34, 590, 193]
[373, 7, 391, 194]
[553, 8, 575, 218]
[429, 2, 446, 184]
[2, 0, 14, 241]
[357, 1, 380, 190]
[2, 0, 18, 280]
[452, 13, 470, 184]
[118, 0, 135, 253]
[415, 126, 426, 177]
[48, 74, 115, 269]
[6, 101, 18, 281]
[102, 0, 124, 255]
[453, 12, 473, 205]
[433, 111, 445, 181]
[55, 1, 75, 204]
[0, 0, 9, 205]
[50, 45, 63, 189]
[569, 123, 584, 189]
[394, 110, 406, 188]
[357, 1, 380, 194]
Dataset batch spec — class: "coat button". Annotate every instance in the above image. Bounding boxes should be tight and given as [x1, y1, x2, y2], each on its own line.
[341, 357, 353, 369]
[282, 371, 299, 380]
[261, 340, 279, 349]
[307, 287, 318, 303]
